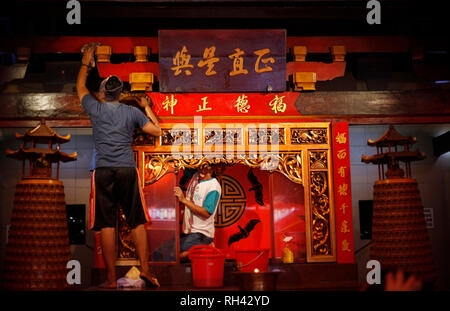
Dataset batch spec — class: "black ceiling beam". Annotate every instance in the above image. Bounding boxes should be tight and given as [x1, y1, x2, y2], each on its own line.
[3, 1, 449, 37]
[6, 1, 448, 21]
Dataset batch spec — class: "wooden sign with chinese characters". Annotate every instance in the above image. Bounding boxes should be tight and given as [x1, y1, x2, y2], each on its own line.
[159, 29, 286, 92]
[148, 92, 299, 117]
[332, 122, 354, 263]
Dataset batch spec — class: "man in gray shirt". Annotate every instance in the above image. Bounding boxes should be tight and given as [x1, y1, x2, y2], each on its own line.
[77, 45, 161, 288]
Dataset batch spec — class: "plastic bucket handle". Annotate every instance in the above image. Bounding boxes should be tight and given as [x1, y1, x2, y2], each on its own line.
[236, 251, 266, 269]
[188, 245, 224, 257]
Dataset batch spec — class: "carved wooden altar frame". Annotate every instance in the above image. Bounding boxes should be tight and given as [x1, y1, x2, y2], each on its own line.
[123, 120, 336, 263]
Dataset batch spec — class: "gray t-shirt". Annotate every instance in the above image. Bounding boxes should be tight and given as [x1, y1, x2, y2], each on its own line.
[82, 94, 149, 168]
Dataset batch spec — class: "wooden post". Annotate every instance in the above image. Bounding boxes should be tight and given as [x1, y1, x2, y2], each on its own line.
[175, 171, 180, 265]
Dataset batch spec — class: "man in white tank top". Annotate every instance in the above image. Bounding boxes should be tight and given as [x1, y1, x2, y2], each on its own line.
[174, 162, 222, 260]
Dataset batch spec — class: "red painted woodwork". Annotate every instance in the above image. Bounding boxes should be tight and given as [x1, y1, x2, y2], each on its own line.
[287, 36, 416, 53]
[148, 92, 300, 117]
[97, 61, 346, 83]
[89, 64, 342, 94]
[1, 36, 159, 54]
[2, 36, 417, 55]
[332, 122, 354, 263]
[286, 62, 346, 81]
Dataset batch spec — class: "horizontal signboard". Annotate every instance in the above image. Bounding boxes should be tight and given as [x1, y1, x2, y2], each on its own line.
[148, 92, 299, 117]
[159, 29, 286, 92]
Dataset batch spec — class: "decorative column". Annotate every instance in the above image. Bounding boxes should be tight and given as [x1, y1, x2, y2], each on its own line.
[332, 122, 354, 263]
[362, 125, 436, 283]
[4, 120, 77, 290]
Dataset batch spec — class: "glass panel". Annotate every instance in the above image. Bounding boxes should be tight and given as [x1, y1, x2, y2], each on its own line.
[272, 172, 306, 262]
[214, 164, 271, 259]
[144, 173, 178, 262]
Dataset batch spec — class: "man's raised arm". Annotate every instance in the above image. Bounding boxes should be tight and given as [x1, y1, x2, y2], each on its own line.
[174, 187, 212, 219]
[76, 46, 95, 102]
[137, 97, 162, 137]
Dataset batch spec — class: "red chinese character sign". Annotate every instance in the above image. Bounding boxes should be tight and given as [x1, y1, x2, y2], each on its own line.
[148, 92, 299, 117]
[332, 122, 354, 263]
[159, 29, 286, 92]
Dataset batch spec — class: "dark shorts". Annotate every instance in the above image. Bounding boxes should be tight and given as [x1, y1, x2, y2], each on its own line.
[180, 232, 214, 253]
[152, 233, 214, 261]
[91, 167, 149, 231]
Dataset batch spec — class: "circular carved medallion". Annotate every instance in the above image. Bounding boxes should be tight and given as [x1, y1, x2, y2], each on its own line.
[215, 175, 246, 228]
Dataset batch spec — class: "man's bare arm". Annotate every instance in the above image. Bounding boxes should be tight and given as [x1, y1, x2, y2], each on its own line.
[174, 187, 211, 219]
[142, 122, 162, 137]
[76, 46, 95, 102]
[137, 97, 162, 137]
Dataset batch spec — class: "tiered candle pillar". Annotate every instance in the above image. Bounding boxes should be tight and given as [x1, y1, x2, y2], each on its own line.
[362, 125, 436, 284]
[3, 120, 77, 290]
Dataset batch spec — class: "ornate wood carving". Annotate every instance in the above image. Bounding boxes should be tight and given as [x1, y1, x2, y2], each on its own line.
[129, 122, 335, 262]
[118, 208, 136, 259]
[291, 128, 328, 144]
[143, 152, 303, 185]
[248, 128, 285, 145]
[204, 128, 242, 145]
[309, 150, 328, 169]
[310, 171, 332, 256]
[162, 128, 199, 145]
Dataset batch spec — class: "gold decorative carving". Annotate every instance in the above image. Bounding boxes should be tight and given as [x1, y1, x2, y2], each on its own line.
[291, 128, 327, 144]
[330, 45, 346, 62]
[292, 72, 317, 91]
[162, 128, 199, 145]
[118, 207, 136, 258]
[290, 46, 308, 62]
[205, 128, 241, 145]
[144, 153, 302, 185]
[248, 128, 285, 145]
[129, 72, 154, 92]
[134, 46, 149, 63]
[144, 154, 184, 184]
[95, 45, 112, 63]
[310, 171, 331, 256]
[277, 154, 303, 184]
[309, 150, 328, 169]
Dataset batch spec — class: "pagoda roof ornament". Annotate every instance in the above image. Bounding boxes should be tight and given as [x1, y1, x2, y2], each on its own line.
[361, 150, 425, 165]
[15, 118, 71, 145]
[362, 125, 425, 180]
[6, 148, 77, 163]
[6, 119, 76, 179]
[367, 125, 417, 147]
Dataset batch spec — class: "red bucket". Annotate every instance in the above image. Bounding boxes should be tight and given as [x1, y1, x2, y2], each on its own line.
[235, 249, 270, 272]
[188, 245, 225, 288]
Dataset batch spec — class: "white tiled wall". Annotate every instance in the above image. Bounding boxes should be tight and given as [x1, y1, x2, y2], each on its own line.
[349, 124, 450, 290]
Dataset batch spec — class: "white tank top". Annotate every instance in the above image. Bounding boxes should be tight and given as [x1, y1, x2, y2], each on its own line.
[182, 176, 222, 238]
